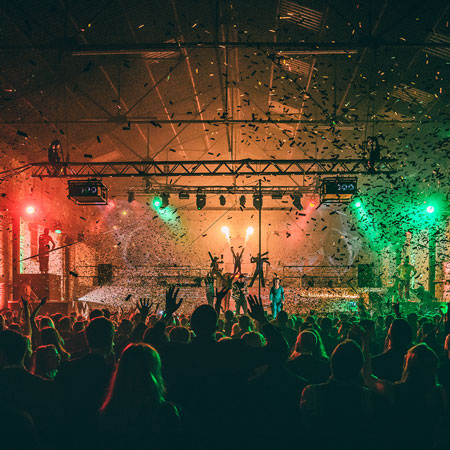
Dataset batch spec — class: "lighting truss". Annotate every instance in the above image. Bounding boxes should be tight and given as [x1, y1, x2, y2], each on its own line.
[30, 159, 395, 178]
[125, 185, 318, 196]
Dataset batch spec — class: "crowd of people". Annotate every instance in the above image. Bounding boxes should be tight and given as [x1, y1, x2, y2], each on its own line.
[0, 286, 449, 450]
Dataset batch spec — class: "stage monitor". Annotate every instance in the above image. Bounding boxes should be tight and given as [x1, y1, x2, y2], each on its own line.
[68, 180, 108, 205]
[321, 178, 357, 202]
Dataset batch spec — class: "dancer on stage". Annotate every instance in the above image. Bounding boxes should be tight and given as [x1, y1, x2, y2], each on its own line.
[232, 273, 248, 315]
[249, 251, 270, 287]
[208, 252, 223, 278]
[205, 272, 215, 307]
[38, 228, 55, 274]
[396, 255, 417, 300]
[231, 247, 245, 275]
[269, 277, 284, 318]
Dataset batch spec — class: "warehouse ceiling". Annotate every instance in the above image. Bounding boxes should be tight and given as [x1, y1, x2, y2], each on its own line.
[0, 0, 449, 196]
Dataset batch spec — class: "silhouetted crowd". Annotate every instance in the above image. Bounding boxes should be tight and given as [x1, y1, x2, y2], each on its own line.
[0, 289, 449, 450]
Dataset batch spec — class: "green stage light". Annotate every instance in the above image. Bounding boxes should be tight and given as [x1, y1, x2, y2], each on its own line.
[153, 197, 162, 208]
[355, 201, 361, 208]
[426, 205, 435, 214]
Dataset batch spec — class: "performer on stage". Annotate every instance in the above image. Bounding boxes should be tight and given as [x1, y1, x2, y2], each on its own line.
[232, 274, 248, 315]
[269, 277, 284, 318]
[396, 255, 416, 300]
[231, 247, 245, 275]
[205, 272, 215, 307]
[208, 252, 223, 278]
[38, 228, 55, 274]
[249, 251, 270, 287]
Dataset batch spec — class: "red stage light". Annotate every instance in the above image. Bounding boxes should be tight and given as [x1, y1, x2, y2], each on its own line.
[26, 206, 35, 214]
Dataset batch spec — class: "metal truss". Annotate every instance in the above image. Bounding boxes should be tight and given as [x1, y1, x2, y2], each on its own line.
[124, 185, 319, 196]
[31, 159, 395, 178]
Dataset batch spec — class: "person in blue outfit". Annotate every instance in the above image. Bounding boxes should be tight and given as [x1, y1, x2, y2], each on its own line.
[270, 277, 284, 318]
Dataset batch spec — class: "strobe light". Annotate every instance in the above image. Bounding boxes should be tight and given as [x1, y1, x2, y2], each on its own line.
[196, 192, 206, 210]
[253, 193, 263, 210]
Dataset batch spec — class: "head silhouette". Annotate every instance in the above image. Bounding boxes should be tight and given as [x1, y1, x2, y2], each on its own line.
[388, 319, 412, 351]
[0, 330, 27, 366]
[330, 340, 363, 381]
[86, 317, 114, 355]
[401, 343, 438, 388]
[294, 330, 317, 355]
[191, 305, 217, 338]
[101, 343, 165, 419]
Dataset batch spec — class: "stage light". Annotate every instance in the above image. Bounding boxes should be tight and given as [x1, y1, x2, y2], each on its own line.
[271, 193, 283, 200]
[26, 206, 35, 214]
[239, 195, 246, 208]
[54, 222, 62, 234]
[246, 226, 254, 236]
[196, 193, 206, 210]
[179, 192, 190, 200]
[153, 196, 162, 208]
[426, 205, 435, 214]
[127, 191, 135, 203]
[221, 226, 230, 235]
[219, 195, 226, 206]
[121, 210, 128, 216]
[355, 201, 361, 208]
[253, 193, 263, 210]
[292, 194, 303, 210]
[309, 201, 316, 208]
[160, 193, 169, 209]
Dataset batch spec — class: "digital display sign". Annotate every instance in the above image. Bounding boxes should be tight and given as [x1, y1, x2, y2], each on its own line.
[68, 180, 108, 205]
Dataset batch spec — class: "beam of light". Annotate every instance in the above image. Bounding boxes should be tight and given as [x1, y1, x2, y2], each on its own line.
[355, 201, 361, 208]
[426, 205, 435, 214]
[245, 226, 254, 244]
[221, 225, 231, 243]
[26, 206, 35, 214]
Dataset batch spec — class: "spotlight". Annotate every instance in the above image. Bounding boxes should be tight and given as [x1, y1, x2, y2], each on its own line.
[54, 222, 62, 234]
[426, 205, 435, 214]
[26, 206, 35, 214]
[153, 196, 162, 209]
[271, 193, 283, 200]
[309, 201, 316, 208]
[253, 193, 263, 210]
[219, 195, 226, 206]
[196, 193, 206, 210]
[292, 194, 303, 210]
[246, 226, 254, 237]
[127, 191, 135, 203]
[239, 195, 246, 208]
[179, 192, 190, 200]
[221, 226, 230, 235]
[355, 201, 361, 208]
[160, 193, 169, 209]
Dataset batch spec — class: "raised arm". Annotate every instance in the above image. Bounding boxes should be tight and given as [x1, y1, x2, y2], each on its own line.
[21, 297, 32, 339]
[360, 327, 393, 398]
[30, 297, 47, 349]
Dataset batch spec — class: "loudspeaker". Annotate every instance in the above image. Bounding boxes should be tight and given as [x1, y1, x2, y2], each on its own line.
[358, 264, 374, 288]
[97, 264, 113, 285]
[18, 274, 61, 300]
